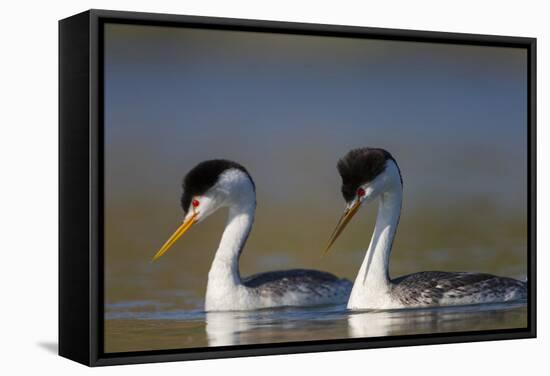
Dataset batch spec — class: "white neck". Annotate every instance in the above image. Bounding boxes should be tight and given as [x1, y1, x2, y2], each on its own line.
[348, 175, 402, 309]
[206, 197, 255, 304]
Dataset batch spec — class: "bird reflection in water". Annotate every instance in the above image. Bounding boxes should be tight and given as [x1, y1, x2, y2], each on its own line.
[205, 302, 525, 347]
[347, 302, 527, 338]
[205, 311, 252, 347]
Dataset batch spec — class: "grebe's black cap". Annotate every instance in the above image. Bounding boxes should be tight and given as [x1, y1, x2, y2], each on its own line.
[337, 148, 401, 202]
[181, 159, 255, 214]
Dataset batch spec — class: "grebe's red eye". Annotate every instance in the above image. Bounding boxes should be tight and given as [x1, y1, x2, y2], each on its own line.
[192, 199, 200, 208]
[357, 188, 366, 198]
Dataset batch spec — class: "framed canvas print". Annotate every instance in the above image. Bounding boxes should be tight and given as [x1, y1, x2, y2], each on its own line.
[59, 9, 536, 366]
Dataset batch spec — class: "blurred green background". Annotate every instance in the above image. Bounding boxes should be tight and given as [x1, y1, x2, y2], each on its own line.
[104, 23, 527, 314]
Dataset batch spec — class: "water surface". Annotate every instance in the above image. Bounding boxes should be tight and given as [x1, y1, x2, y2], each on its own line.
[105, 301, 526, 352]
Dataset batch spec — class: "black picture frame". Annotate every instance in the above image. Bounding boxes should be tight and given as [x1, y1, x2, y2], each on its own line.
[59, 9, 537, 367]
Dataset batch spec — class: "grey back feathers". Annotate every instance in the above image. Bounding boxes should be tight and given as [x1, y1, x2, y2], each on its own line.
[243, 269, 352, 302]
[181, 159, 255, 214]
[391, 271, 527, 306]
[337, 147, 402, 202]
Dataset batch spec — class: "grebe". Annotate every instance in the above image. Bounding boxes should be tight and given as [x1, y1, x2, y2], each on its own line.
[324, 148, 526, 310]
[152, 159, 351, 311]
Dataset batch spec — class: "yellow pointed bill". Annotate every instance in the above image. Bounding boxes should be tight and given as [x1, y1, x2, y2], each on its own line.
[151, 212, 198, 262]
[323, 200, 362, 256]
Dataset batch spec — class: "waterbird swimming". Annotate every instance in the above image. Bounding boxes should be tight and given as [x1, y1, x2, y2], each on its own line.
[324, 147, 527, 310]
[152, 159, 352, 311]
